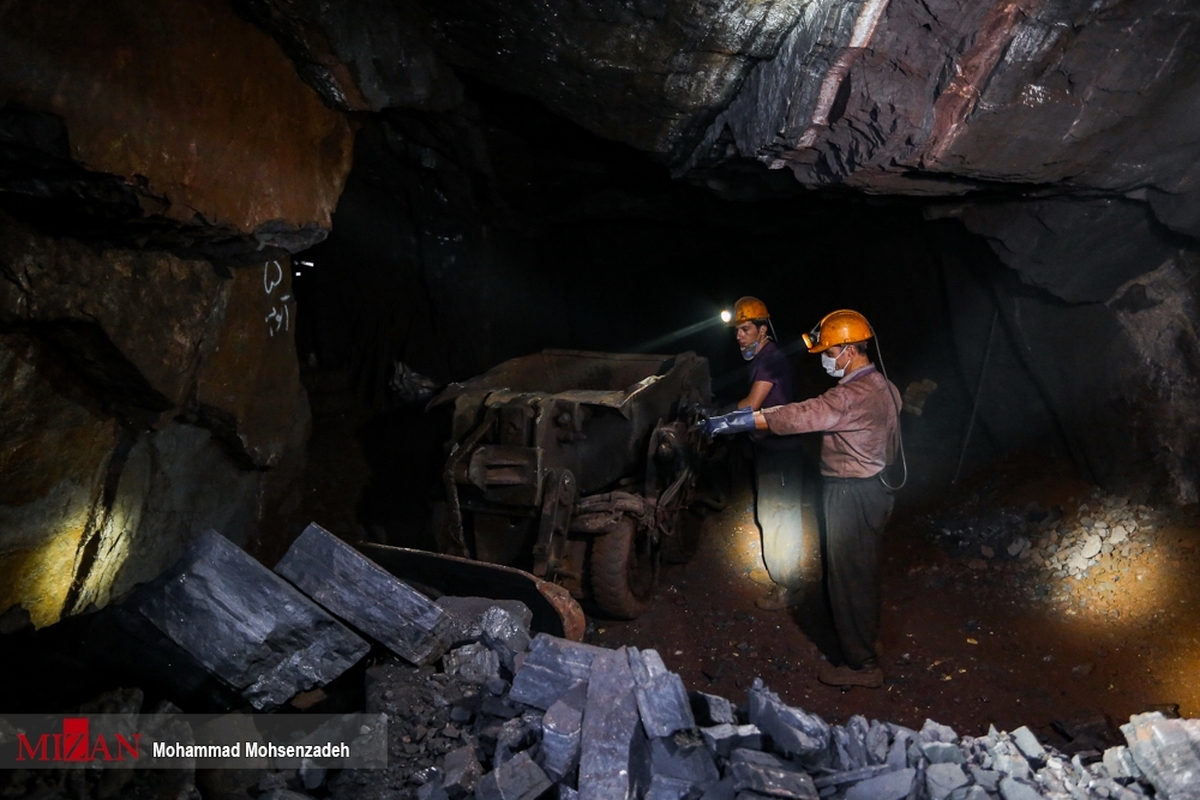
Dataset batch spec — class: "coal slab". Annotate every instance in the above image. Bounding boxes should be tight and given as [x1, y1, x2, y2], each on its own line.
[494, 714, 539, 765]
[275, 523, 453, 666]
[747, 679, 830, 768]
[866, 721, 889, 765]
[578, 647, 647, 800]
[475, 751, 552, 800]
[481, 605, 533, 673]
[509, 634, 607, 710]
[812, 764, 897, 789]
[540, 681, 586, 781]
[925, 762, 969, 800]
[702, 724, 763, 759]
[630, 647, 696, 738]
[442, 744, 483, 799]
[130, 529, 369, 710]
[645, 774, 701, 800]
[699, 777, 737, 800]
[436, 596, 535, 646]
[843, 767, 915, 800]
[691, 691, 738, 727]
[444, 643, 501, 685]
[997, 776, 1044, 800]
[1120, 712, 1200, 800]
[647, 736, 719, 786]
[728, 748, 818, 800]
[885, 729, 913, 770]
[920, 741, 966, 765]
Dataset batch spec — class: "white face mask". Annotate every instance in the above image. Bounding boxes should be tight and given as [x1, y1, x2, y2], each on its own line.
[741, 340, 762, 361]
[821, 348, 848, 378]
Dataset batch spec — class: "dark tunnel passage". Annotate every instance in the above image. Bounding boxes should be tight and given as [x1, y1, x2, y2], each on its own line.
[4, 1, 1200, 796]
[285, 83, 1081, 552]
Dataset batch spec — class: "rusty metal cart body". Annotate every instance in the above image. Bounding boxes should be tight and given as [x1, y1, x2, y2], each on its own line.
[430, 349, 712, 618]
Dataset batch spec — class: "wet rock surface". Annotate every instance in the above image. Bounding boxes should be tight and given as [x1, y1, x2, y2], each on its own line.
[921, 483, 1172, 623]
[244, 0, 807, 159]
[274, 523, 455, 667]
[0, 213, 309, 628]
[0, 0, 353, 252]
[243, 0, 1200, 209]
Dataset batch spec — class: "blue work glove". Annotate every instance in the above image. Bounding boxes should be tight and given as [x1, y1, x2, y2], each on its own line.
[701, 407, 758, 437]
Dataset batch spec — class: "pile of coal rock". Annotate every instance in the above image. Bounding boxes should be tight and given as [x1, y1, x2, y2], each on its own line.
[325, 597, 1196, 800]
[5, 593, 1199, 800]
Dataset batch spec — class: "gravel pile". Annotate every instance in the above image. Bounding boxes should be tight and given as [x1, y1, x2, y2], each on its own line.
[1021, 492, 1164, 612]
[922, 487, 1171, 616]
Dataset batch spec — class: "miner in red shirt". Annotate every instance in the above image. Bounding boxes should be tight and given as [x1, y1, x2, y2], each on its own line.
[703, 309, 900, 688]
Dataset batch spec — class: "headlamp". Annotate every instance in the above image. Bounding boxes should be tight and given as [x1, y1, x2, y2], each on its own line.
[720, 309, 733, 324]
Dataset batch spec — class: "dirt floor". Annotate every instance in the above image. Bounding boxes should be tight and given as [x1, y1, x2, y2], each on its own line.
[587, 451, 1200, 751]
[292, 369, 1200, 754]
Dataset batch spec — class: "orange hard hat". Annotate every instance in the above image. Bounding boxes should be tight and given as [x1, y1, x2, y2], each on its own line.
[802, 309, 873, 353]
[731, 296, 770, 326]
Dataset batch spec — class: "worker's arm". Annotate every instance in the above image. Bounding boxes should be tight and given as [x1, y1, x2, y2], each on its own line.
[761, 387, 852, 435]
[700, 407, 771, 436]
[738, 380, 774, 411]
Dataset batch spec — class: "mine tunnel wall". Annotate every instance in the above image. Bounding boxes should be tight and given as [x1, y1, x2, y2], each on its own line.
[2, 0, 1200, 629]
[298, 104, 1200, 512]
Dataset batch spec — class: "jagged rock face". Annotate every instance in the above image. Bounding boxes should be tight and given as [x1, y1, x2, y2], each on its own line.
[710, 0, 1200, 198]
[933, 224, 1200, 505]
[0, 214, 309, 627]
[302, 95, 1200, 505]
[0, 0, 352, 627]
[239, 0, 808, 157]
[0, 0, 354, 255]
[1107, 255, 1200, 504]
[241, 0, 1200, 201]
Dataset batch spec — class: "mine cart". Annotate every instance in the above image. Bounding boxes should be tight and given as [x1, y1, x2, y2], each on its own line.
[430, 349, 713, 619]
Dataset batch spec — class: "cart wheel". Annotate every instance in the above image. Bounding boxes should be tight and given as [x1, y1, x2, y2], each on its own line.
[591, 516, 658, 620]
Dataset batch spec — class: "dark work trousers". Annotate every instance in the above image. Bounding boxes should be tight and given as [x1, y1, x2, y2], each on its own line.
[753, 444, 806, 591]
[823, 475, 894, 669]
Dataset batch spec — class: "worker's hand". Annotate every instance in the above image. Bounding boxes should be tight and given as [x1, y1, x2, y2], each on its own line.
[682, 402, 721, 427]
[699, 408, 758, 438]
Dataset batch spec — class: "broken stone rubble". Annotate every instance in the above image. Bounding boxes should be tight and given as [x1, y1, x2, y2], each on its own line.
[273, 522, 456, 667]
[336, 620, 1199, 800]
[922, 486, 1170, 617]
[130, 529, 371, 711]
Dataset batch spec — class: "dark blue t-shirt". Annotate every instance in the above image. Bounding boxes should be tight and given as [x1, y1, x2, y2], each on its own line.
[747, 339, 800, 449]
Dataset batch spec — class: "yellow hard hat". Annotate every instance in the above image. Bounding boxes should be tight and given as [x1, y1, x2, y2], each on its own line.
[802, 309, 872, 353]
[731, 296, 770, 326]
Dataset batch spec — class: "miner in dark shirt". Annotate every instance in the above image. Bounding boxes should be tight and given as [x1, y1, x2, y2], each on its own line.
[729, 297, 806, 611]
[704, 308, 901, 689]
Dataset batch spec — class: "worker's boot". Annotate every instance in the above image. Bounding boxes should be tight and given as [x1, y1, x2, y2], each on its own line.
[817, 659, 884, 689]
[754, 584, 801, 611]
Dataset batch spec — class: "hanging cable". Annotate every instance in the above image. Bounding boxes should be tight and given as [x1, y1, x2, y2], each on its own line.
[952, 309, 999, 485]
[870, 324, 908, 491]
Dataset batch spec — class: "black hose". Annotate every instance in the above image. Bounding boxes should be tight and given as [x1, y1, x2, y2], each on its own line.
[871, 325, 909, 492]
